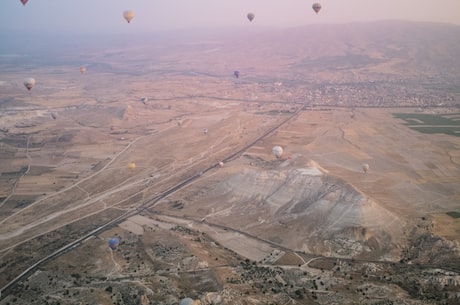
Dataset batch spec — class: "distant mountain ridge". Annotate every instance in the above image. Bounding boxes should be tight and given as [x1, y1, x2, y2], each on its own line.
[1, 20, 458, 107]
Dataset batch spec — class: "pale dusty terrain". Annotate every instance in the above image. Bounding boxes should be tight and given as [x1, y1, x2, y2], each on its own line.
[1, 22, 460, 304]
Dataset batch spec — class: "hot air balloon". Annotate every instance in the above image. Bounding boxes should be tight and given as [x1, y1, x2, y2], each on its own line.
[140, 97, 148, 105]
[108, 237, 120, 250]
[123, 10, 135, 23]
[362, 163, 369, 174]
[20, 0, 28, 6]
[219, 161, 224, 168]
[203, 128, 208, 135]
[247, 13, 255, 22]
[128, 163, 136, 171]
[51, 113, 57, 120]
[312, 3, 322, 14]
[233, 70, 240, 79]
[179, 298, 194, 305]
[23, 78, 36, 91]
[79, 66, 86, 74]
[272, 146, 283, 158]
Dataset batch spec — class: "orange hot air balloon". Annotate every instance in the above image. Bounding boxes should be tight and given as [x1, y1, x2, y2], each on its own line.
[79, 66, 86, 74]
[123, 10, 135, 23]
[128, 163, 136, 171]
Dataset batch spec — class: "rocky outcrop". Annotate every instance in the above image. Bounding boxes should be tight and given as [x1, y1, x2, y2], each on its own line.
[205, 163, 406, 260]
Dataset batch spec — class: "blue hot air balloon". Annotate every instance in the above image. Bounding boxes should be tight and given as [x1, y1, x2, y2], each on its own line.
[233, 70, 240, 79]
[108, 237, 120, 250]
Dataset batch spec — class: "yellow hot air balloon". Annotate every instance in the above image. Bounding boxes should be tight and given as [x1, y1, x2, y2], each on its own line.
[128, 163, 136, 171]
[123, 10, 135, 23]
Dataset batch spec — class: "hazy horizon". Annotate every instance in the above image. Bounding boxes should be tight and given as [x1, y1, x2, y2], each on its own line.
[1, 0, 459, 37]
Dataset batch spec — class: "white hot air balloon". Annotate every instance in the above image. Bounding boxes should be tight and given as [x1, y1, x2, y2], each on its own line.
[23, 78, 36, 91]
[179, 298, 194, 305]
[362, 163, 369, 174]
[272, 146, 283, 158]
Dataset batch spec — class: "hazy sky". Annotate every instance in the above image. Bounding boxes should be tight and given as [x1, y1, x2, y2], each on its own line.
[1, 0, 459, 35]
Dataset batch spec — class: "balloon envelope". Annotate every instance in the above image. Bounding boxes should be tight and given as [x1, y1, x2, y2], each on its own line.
[179, 298, 194, 305]
[272, 146, 283, 158]
[123, 10, 135, 23]
[20, 0, 28, 5]
[79, 66, 86, 74]
[233, 71, 239, 79]
[247, 13, 255, 22]
[23, 78, 36, 91]
[128, 163, 136, 171]
[312, 3, 322, 14]
[362, 163, 369, 173]
[108, 237, 120, 250]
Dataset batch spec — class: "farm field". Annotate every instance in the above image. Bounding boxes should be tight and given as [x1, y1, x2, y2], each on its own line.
[393, 112, 460, 137]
